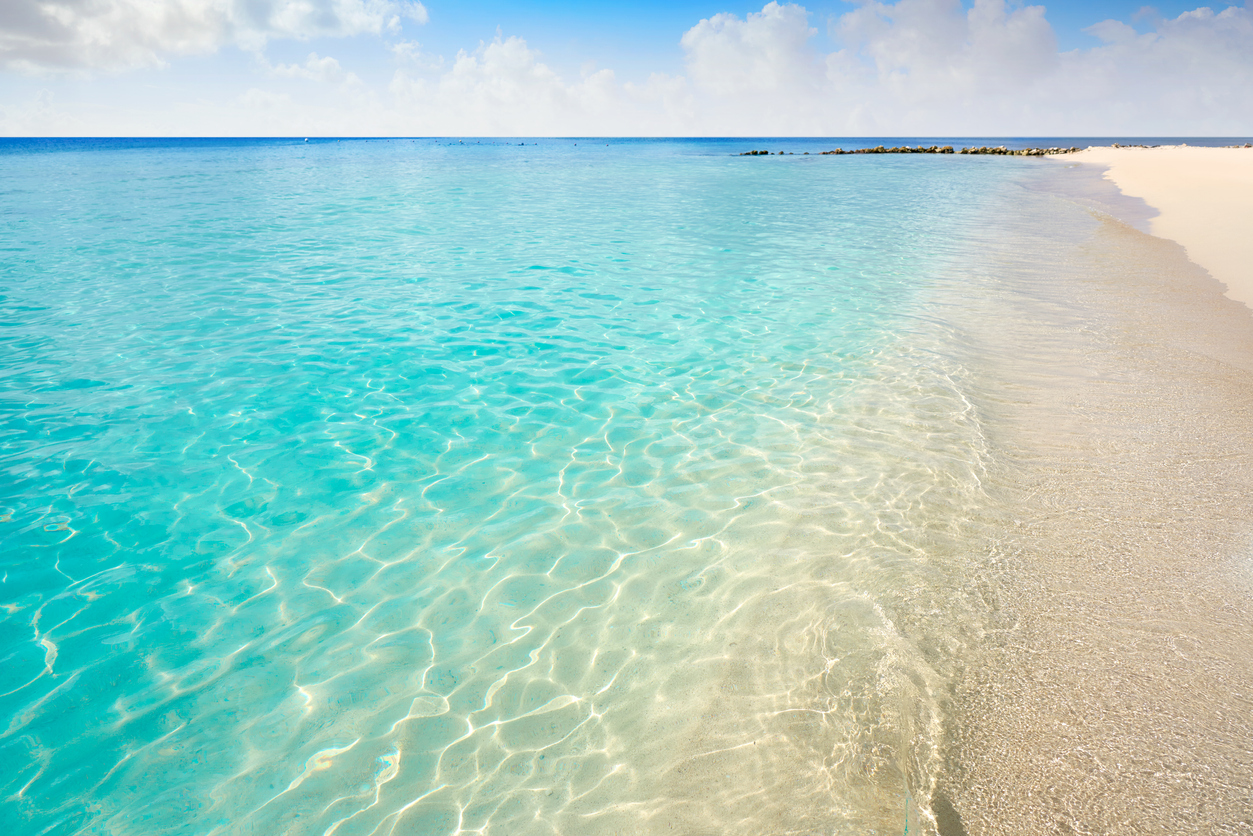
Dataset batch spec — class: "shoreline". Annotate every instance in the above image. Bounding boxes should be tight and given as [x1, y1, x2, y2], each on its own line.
[1052, 145, 1253, 310]
[938, 160, 1253, 835]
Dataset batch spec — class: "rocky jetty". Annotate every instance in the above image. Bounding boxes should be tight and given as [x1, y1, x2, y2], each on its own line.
[821, 145, 956, 155]
[956, 145, 1080, 156]
[739, 145, 1082, 157]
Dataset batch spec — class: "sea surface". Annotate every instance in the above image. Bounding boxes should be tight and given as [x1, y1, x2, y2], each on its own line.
[2, 138, 1251, 836]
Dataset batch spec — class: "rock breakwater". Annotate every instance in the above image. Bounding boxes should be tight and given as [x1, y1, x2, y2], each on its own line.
[739, 145, 1082, 157]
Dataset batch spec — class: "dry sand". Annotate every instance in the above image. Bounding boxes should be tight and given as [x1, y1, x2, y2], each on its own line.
[1058, 144, 1253, 310]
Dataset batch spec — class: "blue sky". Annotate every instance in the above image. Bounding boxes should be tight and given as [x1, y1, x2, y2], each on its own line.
[1, 1, 1250, 135]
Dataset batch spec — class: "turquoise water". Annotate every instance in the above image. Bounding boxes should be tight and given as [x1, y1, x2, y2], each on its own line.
[2, 139, 1017, 835]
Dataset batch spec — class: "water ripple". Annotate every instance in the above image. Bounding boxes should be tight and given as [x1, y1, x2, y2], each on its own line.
[1, 141, 1013, 835]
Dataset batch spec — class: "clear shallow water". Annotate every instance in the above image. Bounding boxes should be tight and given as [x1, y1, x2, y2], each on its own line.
[2, 139, 1028, 835]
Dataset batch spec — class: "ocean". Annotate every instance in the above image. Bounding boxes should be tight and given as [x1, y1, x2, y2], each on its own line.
[3, 138, 1252, 836]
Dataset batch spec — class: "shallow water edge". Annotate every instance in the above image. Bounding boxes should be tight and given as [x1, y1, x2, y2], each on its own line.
[933, 161, 1253, 835]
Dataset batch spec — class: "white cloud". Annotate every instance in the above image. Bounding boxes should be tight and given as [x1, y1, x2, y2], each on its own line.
[391, 39, 441, 72]
[1, 1, 1251, 136]
[680, 2, 819, 95]
[396, 2, 428, 27]
[272, 52, 360, 86]
[1085, 18, 1138, 46]
[821, 0, 1061, 130]
[0, 0, 428, 73]
[1056, 4, 1253, 133]
[823, 0, 1253, 134]
[388, 34, 692, 135]
[669, 0, 1253, 135]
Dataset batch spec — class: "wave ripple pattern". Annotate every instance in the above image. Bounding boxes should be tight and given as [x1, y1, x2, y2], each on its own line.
[1, 140, 1005, 836]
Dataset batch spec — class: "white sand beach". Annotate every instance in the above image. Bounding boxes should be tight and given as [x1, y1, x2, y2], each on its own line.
[939, 151, 1253, 836]
[1060, 145, 1253, 309]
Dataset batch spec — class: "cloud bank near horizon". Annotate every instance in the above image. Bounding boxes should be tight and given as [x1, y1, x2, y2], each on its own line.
[2, 0, 1251, 136]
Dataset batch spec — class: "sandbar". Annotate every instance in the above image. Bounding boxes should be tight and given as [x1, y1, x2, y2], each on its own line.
[1057, 144, 1253, 310]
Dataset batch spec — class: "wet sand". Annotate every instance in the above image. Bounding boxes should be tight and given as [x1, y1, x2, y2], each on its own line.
[937, 161, 1253, 835]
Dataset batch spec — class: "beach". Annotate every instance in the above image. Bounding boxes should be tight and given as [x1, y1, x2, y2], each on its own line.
[1060, 144, 1253, 309]
[939, 150, 1253, 835]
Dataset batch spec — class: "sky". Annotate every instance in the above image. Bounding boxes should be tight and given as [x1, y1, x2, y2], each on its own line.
[1, 0, 1250, 136]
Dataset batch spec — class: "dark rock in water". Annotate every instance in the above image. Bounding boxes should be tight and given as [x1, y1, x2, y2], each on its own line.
[743, 143, 1077, 158]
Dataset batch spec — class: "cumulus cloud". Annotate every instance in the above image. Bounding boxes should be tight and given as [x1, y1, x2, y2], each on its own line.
[835, 0, 1058, 96]
[681, 2, 818, 95]
[0, 0, 428, 73]
[662, 0, 1066, 132]
[2, 1, 1251, 136]
[669, 0, 1253, 135]
[1058, 4, 1253, 133]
